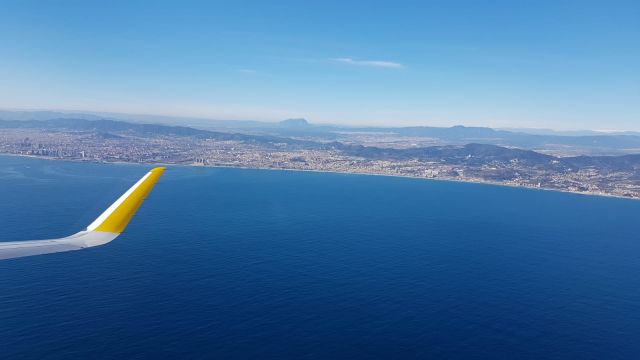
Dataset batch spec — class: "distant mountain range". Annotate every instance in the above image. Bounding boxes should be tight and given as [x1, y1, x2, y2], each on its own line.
[0, 117, 318, 148]
[1, 115, 639, 171]
[2, 110, 640, 155]
[334, 142, 640, 173]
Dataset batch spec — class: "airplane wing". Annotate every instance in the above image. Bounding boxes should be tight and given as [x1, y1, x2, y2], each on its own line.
[0, 167, 165, 260]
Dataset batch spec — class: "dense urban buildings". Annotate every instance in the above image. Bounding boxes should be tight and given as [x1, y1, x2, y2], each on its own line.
[1, 118, 639, 199]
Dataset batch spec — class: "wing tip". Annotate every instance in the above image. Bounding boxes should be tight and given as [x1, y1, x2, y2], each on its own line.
[88, 167, 165, 233]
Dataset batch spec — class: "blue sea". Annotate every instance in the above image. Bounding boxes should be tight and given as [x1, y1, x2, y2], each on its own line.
[1, 155, 640, 359]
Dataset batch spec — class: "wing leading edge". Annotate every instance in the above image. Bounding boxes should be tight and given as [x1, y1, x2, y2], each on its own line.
[0, 167, 165, 260]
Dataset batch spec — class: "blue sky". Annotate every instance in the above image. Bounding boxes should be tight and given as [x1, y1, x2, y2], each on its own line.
[0, 0, 638, 130]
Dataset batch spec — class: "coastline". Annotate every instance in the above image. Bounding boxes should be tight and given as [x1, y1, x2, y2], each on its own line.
[1, 153, 638, 202]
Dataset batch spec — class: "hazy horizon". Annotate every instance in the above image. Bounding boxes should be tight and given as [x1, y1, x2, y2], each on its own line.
[2, 107, 639, 134]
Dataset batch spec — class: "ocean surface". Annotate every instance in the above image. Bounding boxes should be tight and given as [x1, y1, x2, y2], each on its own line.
[1, 155, 640, 359]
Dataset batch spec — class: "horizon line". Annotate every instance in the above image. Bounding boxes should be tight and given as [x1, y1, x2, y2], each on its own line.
[0, 107, 636, 134]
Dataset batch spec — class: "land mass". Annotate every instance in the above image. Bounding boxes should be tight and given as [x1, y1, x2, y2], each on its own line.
[1, 115, 639, 199]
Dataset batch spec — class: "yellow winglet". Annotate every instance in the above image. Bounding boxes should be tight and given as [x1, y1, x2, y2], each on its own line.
[87, 167, 165, 233]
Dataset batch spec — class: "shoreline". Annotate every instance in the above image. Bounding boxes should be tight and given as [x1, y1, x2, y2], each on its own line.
[2, 153, 638, 202]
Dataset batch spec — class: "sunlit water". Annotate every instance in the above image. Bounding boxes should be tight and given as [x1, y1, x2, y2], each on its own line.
[1, 155, 640, 359]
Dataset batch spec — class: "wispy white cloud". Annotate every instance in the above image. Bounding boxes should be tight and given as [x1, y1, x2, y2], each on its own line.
[332, 57, 404, 69]
[238, 69, 258, 74]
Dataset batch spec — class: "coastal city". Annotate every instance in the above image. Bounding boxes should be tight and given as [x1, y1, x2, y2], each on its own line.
[1, 120, 639, 199]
